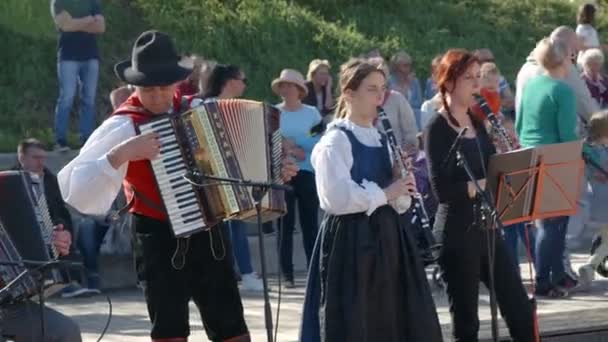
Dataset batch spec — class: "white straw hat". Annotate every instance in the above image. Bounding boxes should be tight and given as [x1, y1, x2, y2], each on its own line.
[271, 69, 308, 98]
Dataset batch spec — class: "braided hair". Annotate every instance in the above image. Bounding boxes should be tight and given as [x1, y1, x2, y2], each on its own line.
[434, 49, 481, 127]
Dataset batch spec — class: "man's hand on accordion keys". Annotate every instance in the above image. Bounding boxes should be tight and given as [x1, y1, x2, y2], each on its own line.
[108, 132, 161, 169]
[281, 138, 300, 182]
[51, 224, 72, 256]
[283, 138, 306, 161]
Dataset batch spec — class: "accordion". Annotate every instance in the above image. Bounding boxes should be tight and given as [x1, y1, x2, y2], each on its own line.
[136, 99, 286, 237]
[0, 219, 35, 304]
[0, 171, 68, 302]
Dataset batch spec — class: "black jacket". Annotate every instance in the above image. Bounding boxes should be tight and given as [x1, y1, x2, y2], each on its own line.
[11, 165, 74, 235]
[302, 81, 333, 116]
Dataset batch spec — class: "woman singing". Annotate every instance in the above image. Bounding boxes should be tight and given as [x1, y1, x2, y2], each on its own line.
[425, 49, 535, 342]
[300, 58, 442, 342]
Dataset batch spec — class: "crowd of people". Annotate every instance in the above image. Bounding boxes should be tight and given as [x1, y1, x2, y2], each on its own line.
[2, 0, 608, 341]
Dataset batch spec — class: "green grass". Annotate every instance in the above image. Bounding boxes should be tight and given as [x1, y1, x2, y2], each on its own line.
[0, 0, 603, 151]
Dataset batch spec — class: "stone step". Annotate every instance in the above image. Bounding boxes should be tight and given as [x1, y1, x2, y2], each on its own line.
[247, 231, 309, 277]
[0, 150, 79, 173]
[97, 253, 138, 290]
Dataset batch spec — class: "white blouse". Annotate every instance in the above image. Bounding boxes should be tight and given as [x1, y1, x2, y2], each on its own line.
[576, 24, 600, 49]
[311, 119, 411, 216]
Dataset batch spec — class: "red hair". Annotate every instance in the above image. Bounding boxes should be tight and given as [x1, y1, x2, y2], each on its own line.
[434, 49, 481, 127]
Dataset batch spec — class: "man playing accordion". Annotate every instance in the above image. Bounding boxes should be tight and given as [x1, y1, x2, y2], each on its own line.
[58, 30, 297, 342]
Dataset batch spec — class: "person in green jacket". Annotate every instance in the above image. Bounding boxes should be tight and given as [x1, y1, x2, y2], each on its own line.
[516, 45, 578, 146]
[516, 36, 578, 297]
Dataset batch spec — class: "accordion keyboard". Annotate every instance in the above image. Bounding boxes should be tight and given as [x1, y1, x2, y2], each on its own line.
[139, 117, 207, 237]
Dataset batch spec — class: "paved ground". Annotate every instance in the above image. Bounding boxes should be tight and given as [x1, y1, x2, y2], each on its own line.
[44, 253, 608, 342]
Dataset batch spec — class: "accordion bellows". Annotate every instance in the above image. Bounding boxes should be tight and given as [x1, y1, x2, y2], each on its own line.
[137, 99, 286, 237]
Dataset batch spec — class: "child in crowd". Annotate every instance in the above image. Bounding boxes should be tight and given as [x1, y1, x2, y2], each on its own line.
[579, 111, 608, 289]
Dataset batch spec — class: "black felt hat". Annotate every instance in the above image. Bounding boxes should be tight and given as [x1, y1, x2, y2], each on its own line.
[114, 30, 193, 86]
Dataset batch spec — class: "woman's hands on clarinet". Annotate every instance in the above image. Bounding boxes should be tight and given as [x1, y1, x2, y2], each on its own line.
[108, 132, 161, 169]
[391, 154, 415, 178]
[384, 173, 417, 202]
[467, 179, 486, 199]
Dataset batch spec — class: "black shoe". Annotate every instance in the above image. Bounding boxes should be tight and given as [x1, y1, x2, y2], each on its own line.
[535, 285, 568, 299]
[556, 274, 578, 290]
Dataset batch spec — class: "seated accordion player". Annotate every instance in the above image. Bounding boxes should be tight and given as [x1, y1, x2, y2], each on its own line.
[133, 98, 287, 238]
[0, 171, 69, 303]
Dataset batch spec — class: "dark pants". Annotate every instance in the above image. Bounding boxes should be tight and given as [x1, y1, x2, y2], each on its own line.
[535, 216, 569, 291]
[1, 300, 81, 342]
[133, 214, 248, 340]
[503, 222, 536, 267]
[440, 226, 535, 342]
[278, 170, 319, 280]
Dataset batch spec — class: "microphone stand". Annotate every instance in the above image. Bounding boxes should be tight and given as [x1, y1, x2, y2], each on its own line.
[0, 259, 81, 341]
[185, 172, 291, 342]
[456, 150, 502, 342]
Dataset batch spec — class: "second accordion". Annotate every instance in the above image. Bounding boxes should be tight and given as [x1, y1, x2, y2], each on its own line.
[136, 99, 286, 237]
[0, 171, 69, 303]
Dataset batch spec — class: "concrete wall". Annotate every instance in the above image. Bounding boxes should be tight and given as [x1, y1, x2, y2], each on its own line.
[0, 151, 310, 289]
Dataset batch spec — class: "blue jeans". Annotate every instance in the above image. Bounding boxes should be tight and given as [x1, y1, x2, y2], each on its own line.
[77, 217, 109, 289]
[228, 220, 254, 275]
[503, 222, 536, 266]
[54, 59, 99, 146]
[534, 216, 569, 291]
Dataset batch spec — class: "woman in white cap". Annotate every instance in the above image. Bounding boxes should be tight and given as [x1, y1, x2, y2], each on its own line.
[580, 48, 608, 108]
[303, 59, 334, 116]
[272, 68, 322, 288]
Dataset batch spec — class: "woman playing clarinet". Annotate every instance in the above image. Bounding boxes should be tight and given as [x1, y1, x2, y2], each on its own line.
[300, 58, 442, 342]
[425, 49, 535, 342]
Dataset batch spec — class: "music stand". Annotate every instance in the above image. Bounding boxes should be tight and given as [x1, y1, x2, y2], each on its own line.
[184, 171, 291, 342]
[488, 140, 584, 226]
[0, 259, 81, 341]
[487, 140, 585, 342]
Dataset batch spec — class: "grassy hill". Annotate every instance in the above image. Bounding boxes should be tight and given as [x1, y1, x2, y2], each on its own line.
[0, 0, 600, 151]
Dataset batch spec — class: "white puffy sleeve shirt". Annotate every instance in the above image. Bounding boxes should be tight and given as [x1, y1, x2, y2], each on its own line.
[311, 119, 410, 216]
[57, 115, 136, 216]
[58, 98, 196, 216]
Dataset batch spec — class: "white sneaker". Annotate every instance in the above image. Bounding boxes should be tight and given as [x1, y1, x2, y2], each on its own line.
[240, 273, 264, 291]
[54, 144, 70, 153]
[578, 264, 595, 290]
[61, 284, 95, 298]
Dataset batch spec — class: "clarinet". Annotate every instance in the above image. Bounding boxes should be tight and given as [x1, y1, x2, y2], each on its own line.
[473, 94, 517, 151]
[377, 106, 436, 261]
